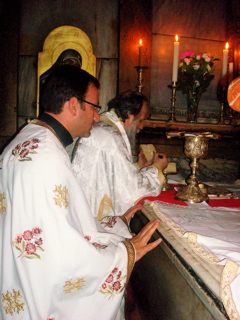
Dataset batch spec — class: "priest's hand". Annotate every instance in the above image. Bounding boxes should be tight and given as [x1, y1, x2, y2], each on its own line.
[153, 152, 168, 171]
[123, 203, 143, 223]
[137, 151, 153, 168]
[130, 219, 162, 261]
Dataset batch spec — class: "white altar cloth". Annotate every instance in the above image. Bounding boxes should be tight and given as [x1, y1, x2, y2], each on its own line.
[142, 200, 240, 320]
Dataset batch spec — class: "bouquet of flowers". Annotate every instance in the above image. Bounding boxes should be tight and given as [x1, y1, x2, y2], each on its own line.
[177, 51, 219, 122]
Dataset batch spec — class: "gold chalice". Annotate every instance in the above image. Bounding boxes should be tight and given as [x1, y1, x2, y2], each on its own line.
[167, 132, 220, 203]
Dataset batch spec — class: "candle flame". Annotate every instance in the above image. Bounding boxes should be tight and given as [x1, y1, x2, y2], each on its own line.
[225, 42, 229, 49]
[139, 39, 143, 46]
[175, 35, 178, 42]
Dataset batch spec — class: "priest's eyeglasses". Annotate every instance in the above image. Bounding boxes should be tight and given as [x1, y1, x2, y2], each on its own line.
[81, 99, 102, 113]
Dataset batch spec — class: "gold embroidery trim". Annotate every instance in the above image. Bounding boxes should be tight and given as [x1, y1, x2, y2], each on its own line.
[53, 184, 69, 208]
[0, 192, 6, 215]
[63, 277, 86, 294]
[123, 240, 135, 285]
[2, 289, 25, 315]
[220, 260, 239, 320]
[30, 119, 65, 148]
[97, 195, 114, 221]
[100, 115, 122, 135]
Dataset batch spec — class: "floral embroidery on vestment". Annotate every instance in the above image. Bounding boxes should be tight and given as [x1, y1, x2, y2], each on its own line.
[12, 138, 41, 161]
[12, 226, 44, 259]
[0, 192, 6, 215]
[100, 216, 117, 228]
[63, 278, 86, 293]
[53, 184, 69, 208]
[99, 268, 126, 299]
[92, 242, 108, 249]
[84, 235, 108, 249]
[2, 289, 25, 315]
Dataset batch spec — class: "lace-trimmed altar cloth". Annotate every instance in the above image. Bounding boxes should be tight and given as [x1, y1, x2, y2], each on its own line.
[145, 199, 240, 320]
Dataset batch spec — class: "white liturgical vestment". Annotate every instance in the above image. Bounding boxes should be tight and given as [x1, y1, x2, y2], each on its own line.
[72, 110, 164, 218]
[0, 119, 135, 320]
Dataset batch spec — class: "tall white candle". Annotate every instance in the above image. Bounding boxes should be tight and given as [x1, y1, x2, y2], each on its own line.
[139, 39, 143, 66]
[228, 62, 234, 84]
[172, 35, 179, 82]
[222, 42, 229, 78]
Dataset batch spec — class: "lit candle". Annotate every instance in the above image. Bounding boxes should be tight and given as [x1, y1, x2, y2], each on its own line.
[228, 62, 234, 84]
[172, 35, 179, 82]
[139, 39, 143, 66]
[222, 42, 229, 78]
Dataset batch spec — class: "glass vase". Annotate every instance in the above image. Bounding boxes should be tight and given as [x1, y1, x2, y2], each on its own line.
[186, 89, 200, 123]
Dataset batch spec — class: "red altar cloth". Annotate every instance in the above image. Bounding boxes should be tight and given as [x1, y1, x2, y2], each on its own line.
[138, 186, 240, 208]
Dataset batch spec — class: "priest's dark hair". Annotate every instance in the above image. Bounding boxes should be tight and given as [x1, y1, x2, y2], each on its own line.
[107, 90, 149, 122]
[40, 64, 100, 115]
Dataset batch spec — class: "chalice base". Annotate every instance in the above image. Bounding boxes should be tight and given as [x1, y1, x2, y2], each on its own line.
[162, 172, 175, 191]
[175, 184, 209, 203]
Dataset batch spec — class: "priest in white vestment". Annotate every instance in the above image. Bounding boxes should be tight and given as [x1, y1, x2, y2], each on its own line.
[72, 90, 168, 218]
[0, 66, 161, 320]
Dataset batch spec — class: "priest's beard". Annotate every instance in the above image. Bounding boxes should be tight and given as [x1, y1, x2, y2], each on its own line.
[125, 121, 140, 157]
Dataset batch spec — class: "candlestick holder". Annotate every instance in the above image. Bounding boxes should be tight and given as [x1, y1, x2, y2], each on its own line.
[218, 85, 227, 125]
[134, 66, 149, 93]
[167, 81, 178, 122]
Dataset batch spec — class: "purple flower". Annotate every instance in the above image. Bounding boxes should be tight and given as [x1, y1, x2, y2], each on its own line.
[180, 51, 195, 60]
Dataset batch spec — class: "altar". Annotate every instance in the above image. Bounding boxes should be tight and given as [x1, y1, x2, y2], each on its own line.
[129, 186, 240, 320]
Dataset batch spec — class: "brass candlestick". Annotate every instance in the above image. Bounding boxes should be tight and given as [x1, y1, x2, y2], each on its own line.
[134, 66, 149, 93]
[167, 81, 178, 122]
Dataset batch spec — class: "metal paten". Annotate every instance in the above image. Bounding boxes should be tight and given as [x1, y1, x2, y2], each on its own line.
[167, 132, 220, 203]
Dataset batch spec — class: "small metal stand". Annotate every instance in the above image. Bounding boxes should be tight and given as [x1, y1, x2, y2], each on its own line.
[167, 81, 178, 122]
[218, 85, 226, 125]
[134, 66, 149, 93]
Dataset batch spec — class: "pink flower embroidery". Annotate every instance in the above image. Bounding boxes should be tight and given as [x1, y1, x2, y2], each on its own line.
[100, 216, 117, 228]
[113, 281, 121, 291]
[112, 268, 118, 274]
[92, 242, 107, 250]
[15, 234, 23, 244]
[106, 274, 114, 283]
[99, 268, 126, 299]
[35, 238, 43, 246]
[12, 226, 44, 259]
[12, 138, 41, 161]
[84, 235, 91, 241]
[102, 283, 107, 290]
[25, 243, 37, 254]
[23, 230, 33, 241]
[32, 227, 42, 235]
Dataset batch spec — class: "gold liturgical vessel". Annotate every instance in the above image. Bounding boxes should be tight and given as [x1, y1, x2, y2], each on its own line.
[167, 132, 220, 203]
